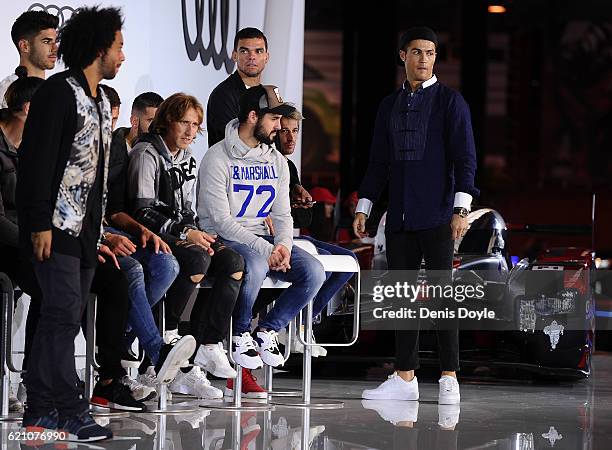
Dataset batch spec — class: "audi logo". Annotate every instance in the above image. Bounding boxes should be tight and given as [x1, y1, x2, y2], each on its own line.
[182, 0, 239, 74]
[28, 3, 75, 28]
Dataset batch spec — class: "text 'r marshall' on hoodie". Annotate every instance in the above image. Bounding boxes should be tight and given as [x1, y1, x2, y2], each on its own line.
[197, 118, 293, 259]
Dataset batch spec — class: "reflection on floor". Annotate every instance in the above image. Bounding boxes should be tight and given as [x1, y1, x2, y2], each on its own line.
[2, 353, 612, 449]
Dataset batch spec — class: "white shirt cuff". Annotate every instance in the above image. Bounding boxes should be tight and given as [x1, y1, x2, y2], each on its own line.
[356, 198, 373, 218]
[453, 192, 473, 210]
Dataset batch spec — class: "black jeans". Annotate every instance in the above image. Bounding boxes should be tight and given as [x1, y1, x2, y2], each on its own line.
[386, 223, 459, 372]
[162, 236, 243, 345]
[20, 260, 128, 381]
[89, 260, 129, 380]
[26, 252, 94, 419]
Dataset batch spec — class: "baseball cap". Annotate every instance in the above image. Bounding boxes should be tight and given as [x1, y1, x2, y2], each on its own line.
[239, 84, 296, 118]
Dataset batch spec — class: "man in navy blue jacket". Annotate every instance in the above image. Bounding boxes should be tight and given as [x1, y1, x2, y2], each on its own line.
[356, 27, 479, 410]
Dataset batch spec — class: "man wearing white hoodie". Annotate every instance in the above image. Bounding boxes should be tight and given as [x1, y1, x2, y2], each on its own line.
[197, 85, 326, 398]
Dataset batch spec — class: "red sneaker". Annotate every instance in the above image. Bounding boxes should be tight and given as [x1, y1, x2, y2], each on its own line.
[224, 368, 267, 399]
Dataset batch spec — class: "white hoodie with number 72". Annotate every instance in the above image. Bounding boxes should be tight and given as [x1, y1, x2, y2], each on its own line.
[196, 118, 293, 259]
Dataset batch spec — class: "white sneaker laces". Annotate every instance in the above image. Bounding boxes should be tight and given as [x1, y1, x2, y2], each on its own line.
[440, 377, 456, 392]
[236, 332, 257, 350]
[265, 330, 281, 352]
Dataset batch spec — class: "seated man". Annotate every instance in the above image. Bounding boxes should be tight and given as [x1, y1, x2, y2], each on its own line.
[104, 90, 183, 400]
[197, 85, 326, 398]
[128, 93, 244, 399]
[275, 110, 358, 357]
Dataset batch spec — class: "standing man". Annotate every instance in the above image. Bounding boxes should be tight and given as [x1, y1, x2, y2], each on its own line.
[0, 10, 58, 106]
[16, 6, 190, 442]
[206, 27, 269, 146]
[356, 27, 479, 405]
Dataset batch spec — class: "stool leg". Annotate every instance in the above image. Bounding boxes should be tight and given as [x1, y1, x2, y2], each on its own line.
[302, 301, 313, 403]
[1, 292, 10, 417]
[234, 364, 242, 408]
[301, 407, 311, 450]
[270, 301, 343, 409]
[84, 296, 96, 402]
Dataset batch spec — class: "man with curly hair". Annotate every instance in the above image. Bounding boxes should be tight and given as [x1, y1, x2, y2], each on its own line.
[16, 6, 195, 442]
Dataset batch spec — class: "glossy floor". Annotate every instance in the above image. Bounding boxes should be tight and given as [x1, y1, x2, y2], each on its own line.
[2, 353, 612, 449]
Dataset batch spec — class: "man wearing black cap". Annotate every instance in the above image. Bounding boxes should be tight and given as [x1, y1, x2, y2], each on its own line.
[355, 27, 479, 406]
[197, 85, 325, 398]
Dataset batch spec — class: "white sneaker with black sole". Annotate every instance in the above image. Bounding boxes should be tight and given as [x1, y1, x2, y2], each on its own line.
[362, 373, 419, 401]
[194, 342, 237, 378]
[254, 329, 284, 367]
[438, 375, 460, 404]
[136, 366, 158, 389]
[169, 366, 223, 399]
[232, 332, 263, 369]
[120, 375, 156, 401]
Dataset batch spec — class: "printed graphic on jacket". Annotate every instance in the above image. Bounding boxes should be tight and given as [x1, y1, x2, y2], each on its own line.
[52, 77, 110, 236]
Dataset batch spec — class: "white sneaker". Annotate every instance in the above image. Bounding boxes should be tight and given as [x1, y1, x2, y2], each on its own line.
[232, 332, 263, 369]
[362, 373, 419, 400]
[438, 404, 460, 429]
[254, 329, 285, 367]
[155, 335, 197, 384]
[194, 343, 237, 378]
[17, 382, 27, 404]
[163, 328, 181, 344]
[137, 366, 158, 388]
[9, 386, 23, 413]
[438, 375, 460, 404]
[120, 375, 156, 401]
[270, 425, 325, 450]
[174, 409, 210, 429]
[169, 367, 223, 399]
[362, 399, 419, 425]
[137, 367, 174, 400]
[290, 326, 327, 357]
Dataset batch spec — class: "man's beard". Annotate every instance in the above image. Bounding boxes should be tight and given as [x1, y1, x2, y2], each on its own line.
[31, 48, 55, 70]
[254, 120, 275, 145]
[100, 54, 118, 80]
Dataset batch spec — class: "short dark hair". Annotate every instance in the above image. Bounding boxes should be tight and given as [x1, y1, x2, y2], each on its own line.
[131, 92, 164, 115]
[99, 84, 120, 107]
[149, 93, 204, 137]
[11, 11, 59, 51]
[0, 75, 44, 122]
[58, 6, 123, 69]
[233, 27, 268, 51]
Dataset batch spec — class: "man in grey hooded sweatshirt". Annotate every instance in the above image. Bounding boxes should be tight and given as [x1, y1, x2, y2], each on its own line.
[197, 85, 326, 396]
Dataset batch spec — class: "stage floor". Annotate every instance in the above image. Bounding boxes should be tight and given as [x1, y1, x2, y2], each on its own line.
[2, 353, 612, 449]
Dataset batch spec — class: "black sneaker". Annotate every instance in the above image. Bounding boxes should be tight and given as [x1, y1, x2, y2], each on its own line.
[154, 335, 196, 384]
[120, 348, 141, 369]
[90, 379, 147, 412]
[58, 410, 112, 442]
[21, 409, 59, 446]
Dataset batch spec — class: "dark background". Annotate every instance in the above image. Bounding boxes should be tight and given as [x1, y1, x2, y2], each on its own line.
[301, 0, 612, 257]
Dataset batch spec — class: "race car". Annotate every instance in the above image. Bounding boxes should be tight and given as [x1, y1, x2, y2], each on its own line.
[304, 208, 596, 380]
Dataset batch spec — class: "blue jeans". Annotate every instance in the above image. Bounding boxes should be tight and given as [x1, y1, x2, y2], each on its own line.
[105, 227, 179, 363]
[296, 236, 357, 317]
[222, 237, 326, 334]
